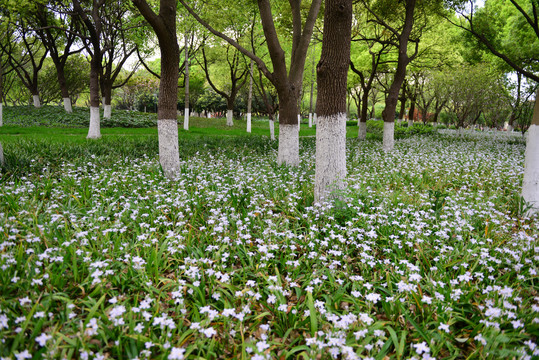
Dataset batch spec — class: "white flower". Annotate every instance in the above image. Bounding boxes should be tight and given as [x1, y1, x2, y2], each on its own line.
[438, 323, 450, 333]
[365, 293, 381, 304]
[168, 347, 185, 360]
[35, 333, 52, 346]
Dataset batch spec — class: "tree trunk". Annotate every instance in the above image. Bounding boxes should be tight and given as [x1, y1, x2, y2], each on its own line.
[132, 0, 181, 178]
[184, 32, 190, 131]
[309, 45, 316, 128]
[399, 95, 406, 120]
[226, 94, 235, 126]
[269, 115, 275, 140]
[57, 66, 72, 113]
[87, 55, 101, 139]
[381, 0, 416, 151]
[359, 91, 369, 140]
[522, 91, 539, 213]
[408, 96, 415, 127]
[247, 60, 253, 133]
[103, 84, 112, 118]
[314, 0, 352, 202]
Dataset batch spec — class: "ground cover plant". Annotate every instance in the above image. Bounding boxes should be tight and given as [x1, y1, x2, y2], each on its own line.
[0, 129, 538, 359]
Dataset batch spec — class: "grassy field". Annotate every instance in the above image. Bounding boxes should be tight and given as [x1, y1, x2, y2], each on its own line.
[0, 108, 536, 360]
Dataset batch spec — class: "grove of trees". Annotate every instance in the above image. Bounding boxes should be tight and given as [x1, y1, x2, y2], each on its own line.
[0, 0, 537, 206]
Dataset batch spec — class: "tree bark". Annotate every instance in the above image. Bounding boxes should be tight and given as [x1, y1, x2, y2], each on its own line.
[309, 44, 316, 128]
[132, 0, 181, 178]
[314, 0, 352, 202]
[247, 60, 253, 133]
[87, 54, 102, 138]
[521, 89, 539, 213]
[184, 32, 190, 131]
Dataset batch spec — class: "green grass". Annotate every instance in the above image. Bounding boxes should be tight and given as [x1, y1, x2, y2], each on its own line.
[0, 107, 533, 360]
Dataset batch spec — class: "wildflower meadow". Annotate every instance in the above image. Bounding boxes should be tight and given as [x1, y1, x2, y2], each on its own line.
[0, 128, 538, 359]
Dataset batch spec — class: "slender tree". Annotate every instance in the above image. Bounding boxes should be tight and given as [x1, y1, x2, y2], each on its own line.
[180, 0, 322, 166]
[0, 19, 48, 108]
[246, 59, 253, 132]
[33, 5, 84, 113]
[198, 40, 249, 127]
[184, 31, 189, 130]
[132, 0, 181, 178]
[314, 0, 352, 201]
[72, 0, 105, 139]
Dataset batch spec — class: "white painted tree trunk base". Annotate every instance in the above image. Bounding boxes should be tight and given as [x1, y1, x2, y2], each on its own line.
[507, 125, 514, 132]
[433, 122, 438, 127]
[313, 113, 317, 126]
[0, 142, 3, 166]
[297, 114, 301, 130]
[33, 95, 41, 108]
[63, 98, 73, 113]
[0, 103, 3, 127]
[269, 120, 275, 140]
[104, 104, 112, 118]
[226, 109, 233, 126]
[308, 113, 313, 127]
[87, 106, 101, 139]
[277, 124, 299, 166]
[522, 125, 539, 214]
[158, 119, 181, 179]
[314, 113, 347, 202]
[383, 122, 395, 152]
[407, 119, 413, 127]
[358, 122, 367, 140]
[184, 109, 189, 130]
[246, 113, 252, 133]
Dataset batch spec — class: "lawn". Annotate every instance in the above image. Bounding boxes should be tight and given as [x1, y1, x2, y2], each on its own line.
[0, 111, 537, 359]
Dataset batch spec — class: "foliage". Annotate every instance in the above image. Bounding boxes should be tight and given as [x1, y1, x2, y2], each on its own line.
[0, 129, 536, 359]
[2, 105, 157, 128]
[38, 55, 90, 105]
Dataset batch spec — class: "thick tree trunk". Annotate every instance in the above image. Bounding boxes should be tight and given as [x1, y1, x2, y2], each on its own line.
[87, 56, 101, 139]
[63, 98, 73, 113]
[521, 89, 539, 214]
[184, 32, 190, 131]
[277, 92, 301, 165]
[32, 94, 41, 108]
[247, 60, 253, 133]
[314, 0, 352, 202]
[158, 38, 181, 178]
[226, 108, 234, 126]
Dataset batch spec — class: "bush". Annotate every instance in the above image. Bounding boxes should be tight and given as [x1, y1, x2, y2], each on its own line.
[3, 105, 157, 128]
[366, 119, 435, 138]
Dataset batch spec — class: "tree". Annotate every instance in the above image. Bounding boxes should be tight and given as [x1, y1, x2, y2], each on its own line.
[72, 0, 105, 139]
[198, 37, 249, 127]
[98, 1, 142, 119]
[314, 0, 352, 201]
[132, 0, 181, 179]
[447, 0, 539, 83]
[0, 19, 48, 108]
[522, 89, 539, 211]
[180, 0, 322, 166]
[443, 63, 504, 130]
[39, 56, 89, 105]
[33, 3, 84, 112]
